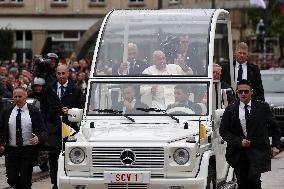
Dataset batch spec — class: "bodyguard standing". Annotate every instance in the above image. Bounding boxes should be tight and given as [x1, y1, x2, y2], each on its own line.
[221, 42, 265, 101]
[220, 80, 280, 189]
[41, 64, 84, 189]
[0, 87, 47, 189]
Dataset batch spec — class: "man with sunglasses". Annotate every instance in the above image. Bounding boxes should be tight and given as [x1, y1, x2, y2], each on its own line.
[220, 79, 280, 189]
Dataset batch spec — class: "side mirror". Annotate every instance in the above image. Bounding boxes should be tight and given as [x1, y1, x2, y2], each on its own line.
[213, 109, 225, 129]
[221, 88, 234, 108]
[68, 108, 83, 122]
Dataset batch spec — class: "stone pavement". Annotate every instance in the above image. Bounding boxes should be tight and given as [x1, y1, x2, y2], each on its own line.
[0, 156, 52, 189]
[261, 150, 284, 189]
[1, 152, 284, 189]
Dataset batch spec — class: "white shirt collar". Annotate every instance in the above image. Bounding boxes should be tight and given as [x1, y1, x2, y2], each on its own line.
[236, 61, 247, 67]
[57, 81, 68, 89]
[16, 103, 28, 111]
[240, 100, 251, 109]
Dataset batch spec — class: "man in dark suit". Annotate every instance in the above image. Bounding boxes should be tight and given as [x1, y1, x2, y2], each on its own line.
[0, 87, 47, 189]
[112, 85, 148, 114]
[219, 80, 280, 189]
[167, 84, 203, 114]
[112, 43, 148, 75]
[41, 64, 84, 189]
[221, 42, 264, 101]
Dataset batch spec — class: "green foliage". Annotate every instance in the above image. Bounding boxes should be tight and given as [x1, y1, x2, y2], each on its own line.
[249, 0, 284, 37]
[248, 0, 284, 57]
[0, 27, 14, 61]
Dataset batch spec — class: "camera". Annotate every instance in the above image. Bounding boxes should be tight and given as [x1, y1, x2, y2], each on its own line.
[32, 53, 59, 80]
[160, 35, 180, 62]
[32, 55, 52, 78]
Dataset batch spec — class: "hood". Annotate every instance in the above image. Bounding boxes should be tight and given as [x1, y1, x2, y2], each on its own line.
[264, 93, 284, 107]
[82, 123, 200, 143]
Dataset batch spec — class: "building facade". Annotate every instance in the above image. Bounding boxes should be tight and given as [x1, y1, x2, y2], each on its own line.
[0, 0, 263, 63]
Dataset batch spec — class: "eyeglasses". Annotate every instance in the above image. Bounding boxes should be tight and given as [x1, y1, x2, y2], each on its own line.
[237, 90, 250, 94]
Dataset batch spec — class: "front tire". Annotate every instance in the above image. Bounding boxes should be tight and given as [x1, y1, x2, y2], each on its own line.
[206, 165, 217, 189]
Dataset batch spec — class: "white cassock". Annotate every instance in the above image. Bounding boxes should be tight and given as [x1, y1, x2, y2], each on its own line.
[141, 64, 192, 109]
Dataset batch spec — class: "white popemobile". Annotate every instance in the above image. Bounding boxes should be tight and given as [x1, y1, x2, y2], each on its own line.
[58, 9, 237, 189]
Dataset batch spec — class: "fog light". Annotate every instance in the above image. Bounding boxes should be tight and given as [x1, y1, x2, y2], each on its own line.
[74, 185, 86, 189]
[170, 186, 184, 189]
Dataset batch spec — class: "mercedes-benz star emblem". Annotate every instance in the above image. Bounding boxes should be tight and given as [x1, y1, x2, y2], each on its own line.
[120, 149, 136, 166]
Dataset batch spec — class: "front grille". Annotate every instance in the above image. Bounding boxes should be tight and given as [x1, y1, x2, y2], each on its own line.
[272, 107, 284, 120]
[108, 184, 147, 189]
[92, 147, 164, 168]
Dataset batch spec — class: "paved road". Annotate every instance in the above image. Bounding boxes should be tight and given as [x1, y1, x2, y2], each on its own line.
[1, 152, 284, 189]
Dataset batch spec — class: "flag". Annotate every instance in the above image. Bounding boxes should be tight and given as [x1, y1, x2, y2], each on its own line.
[250, 0, 267, 9]
[62, 122, 70, 138]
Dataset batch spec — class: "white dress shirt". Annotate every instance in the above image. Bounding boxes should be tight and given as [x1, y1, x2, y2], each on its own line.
[8, 103, 32, 146]
[235, 61, 248, 82]
[239, 101, 251, 137]
[57, 81, 68, 98]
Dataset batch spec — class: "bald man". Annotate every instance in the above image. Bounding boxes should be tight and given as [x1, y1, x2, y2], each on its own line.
[41, 64, 84, 189]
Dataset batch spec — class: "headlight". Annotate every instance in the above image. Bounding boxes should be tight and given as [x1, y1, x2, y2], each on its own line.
[69, 147, 85, 164]
[173, 148, 189, 165]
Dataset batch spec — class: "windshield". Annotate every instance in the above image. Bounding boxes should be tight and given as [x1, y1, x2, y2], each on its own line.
[262, 74, 284, 93]
[87, 81, 208, 116]
[94, 9, 214, 77]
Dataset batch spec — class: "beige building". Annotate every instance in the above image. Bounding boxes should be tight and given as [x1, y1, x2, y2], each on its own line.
[0, 0, 262, 62]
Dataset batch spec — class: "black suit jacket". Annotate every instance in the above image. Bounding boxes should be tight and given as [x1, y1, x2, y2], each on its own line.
[0, 104, 48, 149]
[219, 100, 280, 174]
[41, 80, 84, 149]
[112, 59, 148, 75]
[221, 60, 265, 101]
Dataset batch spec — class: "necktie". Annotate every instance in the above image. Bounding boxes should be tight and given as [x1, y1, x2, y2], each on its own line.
[16, 109, 23, 146]
[245, 104, 250, 125]
[60, 86, 65, 99]
[129, 62, 135, 74]
[237, 64, 243, 81]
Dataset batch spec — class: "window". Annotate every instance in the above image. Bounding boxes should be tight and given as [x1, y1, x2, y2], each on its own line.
[89, 0, 105, 6]
[51, 0, 68, 7]
[90, 0, 105, 2]
[128, 0, 144, 7]
[0, 0, 23, 3]
[168, 0, 180, 5]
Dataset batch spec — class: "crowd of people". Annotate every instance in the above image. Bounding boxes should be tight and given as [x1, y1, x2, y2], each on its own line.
[0, 53, 90, 102]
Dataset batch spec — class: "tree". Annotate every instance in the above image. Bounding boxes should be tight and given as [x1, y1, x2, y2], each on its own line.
[248, 0, 284, 58]
[0, 27, 14, 62]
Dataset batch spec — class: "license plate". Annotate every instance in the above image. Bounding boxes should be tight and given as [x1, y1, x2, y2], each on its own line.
[104, 171, 150, 183]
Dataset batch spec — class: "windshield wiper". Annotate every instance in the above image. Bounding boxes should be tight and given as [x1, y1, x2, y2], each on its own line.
[93, 109, 135, 122]
[137, 107, 180, 123]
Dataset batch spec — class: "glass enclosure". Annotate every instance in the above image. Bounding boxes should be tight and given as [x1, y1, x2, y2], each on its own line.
[94, 9, 215, 77]
[87, 81, 208, 116]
